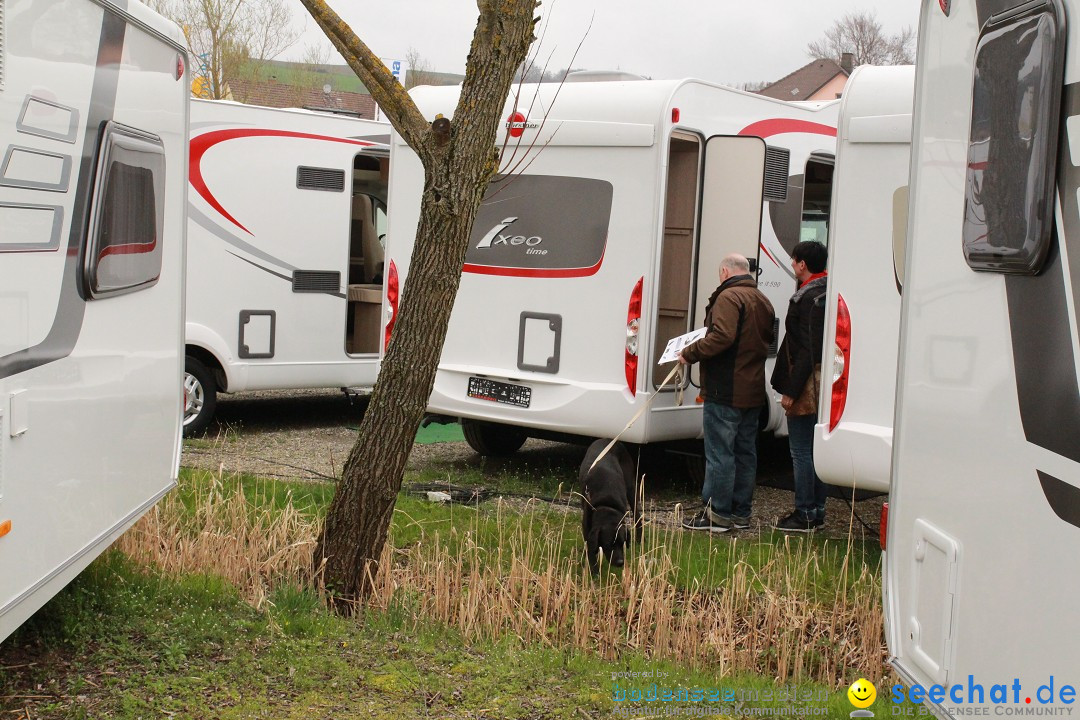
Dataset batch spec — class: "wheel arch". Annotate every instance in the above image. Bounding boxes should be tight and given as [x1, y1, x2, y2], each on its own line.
[184, 322, 232, 392]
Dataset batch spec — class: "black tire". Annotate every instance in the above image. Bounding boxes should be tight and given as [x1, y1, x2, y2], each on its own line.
[183, 356, 218, 437]
[460, 419, 527, 457]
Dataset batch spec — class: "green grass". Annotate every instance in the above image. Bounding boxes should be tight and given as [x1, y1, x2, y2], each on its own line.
[0, 552, 902, 719]
[0, 469, 897, 717]
[173, 467, 880, 602]
[174, 467, 336, 517]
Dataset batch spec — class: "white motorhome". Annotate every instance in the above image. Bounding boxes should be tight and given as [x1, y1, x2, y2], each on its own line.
[183, 100, 391, 434]
[385, 79, 839, 458]
[813, 66, 914, 495]
[0, 0, 187, 642]
[885, 0, 1079, 713]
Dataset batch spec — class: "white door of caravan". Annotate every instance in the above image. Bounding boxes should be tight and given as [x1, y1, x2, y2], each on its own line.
[692, 136, 766, 383]
[647, 135, 766, 442]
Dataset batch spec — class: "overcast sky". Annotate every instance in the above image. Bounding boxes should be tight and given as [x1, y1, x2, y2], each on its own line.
[286, 1, 921, 87]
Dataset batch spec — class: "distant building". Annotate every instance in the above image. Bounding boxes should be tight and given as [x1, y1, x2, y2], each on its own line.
[228, 79, 377, 119]
[218, 60, 462, 118]
[758, 53, 854, 101]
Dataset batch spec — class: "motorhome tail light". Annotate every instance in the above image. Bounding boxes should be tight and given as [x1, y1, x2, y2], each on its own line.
[384, 259, 399, 352]
[880, 502, 889, 551]
[175, 54, 185, 81]
[0, 519, 10, 539]
[829, 293, 851, 432]
[625, 277, 644, 395]
[671, 108, 681, 124]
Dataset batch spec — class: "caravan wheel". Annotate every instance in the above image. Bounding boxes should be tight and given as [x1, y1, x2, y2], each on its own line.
[183, 356, 218, 437]
[461, 419, 527, 457]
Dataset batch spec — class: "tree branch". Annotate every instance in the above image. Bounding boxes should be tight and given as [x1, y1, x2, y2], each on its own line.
[454, 1, 540, 141]
[297, 0, 433, 157]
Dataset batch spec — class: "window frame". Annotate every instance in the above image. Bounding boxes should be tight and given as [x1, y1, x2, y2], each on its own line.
[962, 0, 1066, 275]
[82, 121, 167, 298]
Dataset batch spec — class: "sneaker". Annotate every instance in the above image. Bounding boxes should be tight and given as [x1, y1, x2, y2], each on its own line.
[730, 515, 751, 530]
[775, 511, 816, 533]
[682, 509, 731, 533]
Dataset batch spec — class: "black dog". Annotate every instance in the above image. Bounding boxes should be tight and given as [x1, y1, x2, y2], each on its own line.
[580, 439, 641, 573]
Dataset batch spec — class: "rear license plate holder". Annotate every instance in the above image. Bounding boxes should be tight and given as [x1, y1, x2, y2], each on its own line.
[467, 377, 531, 408]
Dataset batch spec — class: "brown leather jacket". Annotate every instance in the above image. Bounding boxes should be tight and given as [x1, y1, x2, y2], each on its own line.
[681, 275, 775, 408]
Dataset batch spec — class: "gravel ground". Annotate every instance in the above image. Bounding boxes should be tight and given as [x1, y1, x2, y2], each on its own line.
[182, 389, 884, 540]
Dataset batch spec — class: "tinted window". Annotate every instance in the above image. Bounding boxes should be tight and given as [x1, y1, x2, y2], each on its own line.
[465, 175, 613, 277]
[86, 123, 166, 296]
[963, 4, 1063, 274]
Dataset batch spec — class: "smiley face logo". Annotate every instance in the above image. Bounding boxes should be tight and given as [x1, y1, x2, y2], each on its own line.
[848, 678, 877, 708]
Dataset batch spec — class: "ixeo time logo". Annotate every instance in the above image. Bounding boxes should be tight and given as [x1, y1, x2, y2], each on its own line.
[891, 676, 1077, 716]
[475, 217, 547, 255]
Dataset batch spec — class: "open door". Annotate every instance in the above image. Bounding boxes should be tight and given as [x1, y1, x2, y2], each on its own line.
[345, 153, 389, 355]
[690, 135, 767, 386]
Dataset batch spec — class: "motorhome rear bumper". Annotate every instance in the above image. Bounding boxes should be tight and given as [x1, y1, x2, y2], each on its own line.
[428, 367, 657, 443]
[813, 421, 892, 493]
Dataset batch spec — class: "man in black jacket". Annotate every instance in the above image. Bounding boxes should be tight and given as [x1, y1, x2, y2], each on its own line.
[677, 254, 775, 532]
[771, 241, 828, 532]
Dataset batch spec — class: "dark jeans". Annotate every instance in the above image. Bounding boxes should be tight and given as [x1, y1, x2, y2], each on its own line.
[787, 413, 826, 521]
[702, 402, 760, 518]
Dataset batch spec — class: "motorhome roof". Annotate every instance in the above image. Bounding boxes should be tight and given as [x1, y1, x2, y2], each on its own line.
[840, 65, 916, 122]
[409, 78, 839, 128]
[191, 98, 390, 146]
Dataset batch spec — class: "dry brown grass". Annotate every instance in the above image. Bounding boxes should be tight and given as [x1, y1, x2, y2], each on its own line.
[116, 471, 321, 609]
[118, 472, 884, 687]
[367, 499, 884, 687]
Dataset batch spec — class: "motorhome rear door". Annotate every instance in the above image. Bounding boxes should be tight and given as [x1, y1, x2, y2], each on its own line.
[692, 135, 767, 382]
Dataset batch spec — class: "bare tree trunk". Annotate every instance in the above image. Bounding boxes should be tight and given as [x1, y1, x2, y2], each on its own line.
[301, 0, 539, 602]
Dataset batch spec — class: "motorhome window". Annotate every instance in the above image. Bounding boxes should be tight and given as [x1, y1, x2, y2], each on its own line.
[800, 159, 834, 246]
[465, 174, 612, 273]
[85, 124, 165, 297]
[963, 5, 1063, 274]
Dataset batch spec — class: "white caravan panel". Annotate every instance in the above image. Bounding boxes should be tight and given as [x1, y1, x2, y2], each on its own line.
[0, 0, 187, 643]
[886, 0, 1080, 714]
[183, 101, 391, 434]
[814, 65, 914, 494]
[689, 135, 767, 389]
[386, 80, 838, 453]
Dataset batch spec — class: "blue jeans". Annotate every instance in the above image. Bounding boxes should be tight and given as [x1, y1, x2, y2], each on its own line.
[787, 414, 826, 521]
[702, 402, 760, 518]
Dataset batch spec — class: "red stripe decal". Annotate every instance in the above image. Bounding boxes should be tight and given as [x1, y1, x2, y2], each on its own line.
[760, 242, 781, 269]
[738, 118, 837, 139]
[463, 251, 605, 279]
[189, 128, 377, 236]
[98, 238, 157, 259]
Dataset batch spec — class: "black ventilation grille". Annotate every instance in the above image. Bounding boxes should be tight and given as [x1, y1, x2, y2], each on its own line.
[768, 317, 780, 357]
[292, 270, 341, 293]
[297, 166, 345, 192]
[763, 146, 790, 202]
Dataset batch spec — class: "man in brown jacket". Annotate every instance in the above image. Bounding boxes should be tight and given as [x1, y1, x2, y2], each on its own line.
[677, 254, 775, 532]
